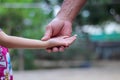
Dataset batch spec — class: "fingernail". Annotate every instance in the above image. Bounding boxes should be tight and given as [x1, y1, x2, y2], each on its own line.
[74, 34, 77, 37]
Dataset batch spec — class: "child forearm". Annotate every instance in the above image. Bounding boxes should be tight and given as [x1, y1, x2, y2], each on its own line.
[5, 36, 48, 49]
[0, 31, 48, 49]
[57, 0, 86, 22]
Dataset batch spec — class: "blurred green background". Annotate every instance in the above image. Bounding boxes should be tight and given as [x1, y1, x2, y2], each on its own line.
[0, 0, 120, 71]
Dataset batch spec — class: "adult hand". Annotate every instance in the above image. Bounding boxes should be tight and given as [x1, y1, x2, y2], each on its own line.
[41, 17, 72, 53]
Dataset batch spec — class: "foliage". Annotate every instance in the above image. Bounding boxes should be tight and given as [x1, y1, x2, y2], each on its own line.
[0, 0, 51, 70]
[0, 0, 120, 70]
[0, 8, 49, 38]
[73, 0, 120, 26]
[24, 50, 36, 70]
[0, 0, 33, 3]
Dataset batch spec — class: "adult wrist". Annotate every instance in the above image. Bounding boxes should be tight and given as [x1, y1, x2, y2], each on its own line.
[56, 15, 73, 23]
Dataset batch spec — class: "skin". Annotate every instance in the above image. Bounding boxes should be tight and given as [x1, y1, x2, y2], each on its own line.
[0, 30, 76, 50]
[42, 0, 87, 52]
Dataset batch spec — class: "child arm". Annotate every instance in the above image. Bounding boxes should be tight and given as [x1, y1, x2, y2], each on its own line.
[0, 31, 48, 49]
[0, 30, 76, 49]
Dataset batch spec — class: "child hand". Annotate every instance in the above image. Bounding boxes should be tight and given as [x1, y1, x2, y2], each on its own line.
[46, 35, 77, 49]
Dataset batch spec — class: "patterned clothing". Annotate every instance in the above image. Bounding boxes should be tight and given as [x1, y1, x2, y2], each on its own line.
[0, 46, 13, 80]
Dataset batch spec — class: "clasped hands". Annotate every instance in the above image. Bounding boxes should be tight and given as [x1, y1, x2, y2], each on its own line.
[41, 18, 76, 53]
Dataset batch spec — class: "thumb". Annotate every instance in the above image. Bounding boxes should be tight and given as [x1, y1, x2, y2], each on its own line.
[41, 26, 52, 41]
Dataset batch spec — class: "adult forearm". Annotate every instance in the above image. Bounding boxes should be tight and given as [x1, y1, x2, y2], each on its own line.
[57, 0, 86, 22]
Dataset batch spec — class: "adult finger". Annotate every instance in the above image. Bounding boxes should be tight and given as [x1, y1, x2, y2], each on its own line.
[59, 46, 65, 52]
[46, 48, 52, 53]
[47, 46, 65, 53]
[52, 47, 59, 52]
[41, 25, 52, 41]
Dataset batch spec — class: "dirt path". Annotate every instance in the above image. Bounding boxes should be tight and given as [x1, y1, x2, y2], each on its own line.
[13, 67, 120, 80]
